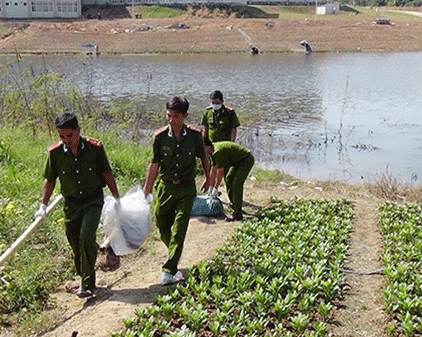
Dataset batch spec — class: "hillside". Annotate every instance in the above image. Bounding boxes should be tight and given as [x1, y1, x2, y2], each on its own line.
[0, 7, 422, 54]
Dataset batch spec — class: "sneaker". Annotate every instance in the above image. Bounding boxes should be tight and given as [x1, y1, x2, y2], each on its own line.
[173, 271, 184, 282]
[225, 214, 243, 222]
[76, 287, 93, 298]
[160, 271, 184, 285]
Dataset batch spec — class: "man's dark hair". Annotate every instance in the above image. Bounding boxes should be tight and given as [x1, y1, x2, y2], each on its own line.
[203, 138, 214, 149]
[210, 90, 224, 101]
[166, 96, 189, 114]
[55, 113, 79, 130]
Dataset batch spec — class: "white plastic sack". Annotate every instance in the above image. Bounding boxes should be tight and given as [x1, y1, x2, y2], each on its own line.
[101, 185, 151, 256]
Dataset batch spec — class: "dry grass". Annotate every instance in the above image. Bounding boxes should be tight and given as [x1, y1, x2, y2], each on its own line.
[0, 7, 422, 54]
[335, 166, 422, 203]
[373, 172, 422, 203]
[252, 166, 422, 207]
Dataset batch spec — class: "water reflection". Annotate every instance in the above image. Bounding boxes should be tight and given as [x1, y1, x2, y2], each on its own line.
[3, 52, 422, 185]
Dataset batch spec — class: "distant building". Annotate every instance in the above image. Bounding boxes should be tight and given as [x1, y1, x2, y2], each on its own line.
[0, 0, 81, 18]
[83, 0, 248, 4]
[316, 2, 339, 15]
[0, 0, 319, 19]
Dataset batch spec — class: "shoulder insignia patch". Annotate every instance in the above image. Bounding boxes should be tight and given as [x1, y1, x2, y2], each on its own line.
[154, 126, 168, 136]
[206, 106, 213, 110]
[48, 142, 62, 152]
[187, 125, 202, 133]
[87, 138, 103, 147]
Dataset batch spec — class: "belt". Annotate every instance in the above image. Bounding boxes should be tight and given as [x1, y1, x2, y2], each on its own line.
[162, 179, 194, 185]
[65, 189, 104, 205]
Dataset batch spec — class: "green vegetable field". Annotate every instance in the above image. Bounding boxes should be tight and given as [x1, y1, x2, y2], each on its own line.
[380, 202, 422, 336]
[113, 198, 354, 336]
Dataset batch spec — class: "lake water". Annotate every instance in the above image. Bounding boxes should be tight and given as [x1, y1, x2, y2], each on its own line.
[9, 52, 422, 185]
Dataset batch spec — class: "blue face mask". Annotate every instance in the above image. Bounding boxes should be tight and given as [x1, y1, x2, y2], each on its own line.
[212, 104, 222, 111]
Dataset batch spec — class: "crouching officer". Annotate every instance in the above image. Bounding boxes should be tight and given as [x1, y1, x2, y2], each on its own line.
[34, 112, 120, 298]
[204, 139, 254, 222]
[143, 96, 210, 285]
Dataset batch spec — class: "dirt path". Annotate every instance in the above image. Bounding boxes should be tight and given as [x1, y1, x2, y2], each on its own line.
[18, 182, 389, 337]
[329, 198, 389, 337]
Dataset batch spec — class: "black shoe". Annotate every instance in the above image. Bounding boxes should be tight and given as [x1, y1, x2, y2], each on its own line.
[225, 214, 243, 222]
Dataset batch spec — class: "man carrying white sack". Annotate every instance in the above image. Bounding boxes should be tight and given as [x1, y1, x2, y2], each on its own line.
[35, 112, 120, 298]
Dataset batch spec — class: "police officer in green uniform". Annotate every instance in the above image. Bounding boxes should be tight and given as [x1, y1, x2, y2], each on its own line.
[144, 96, 210, 285]
[204, 139, 254, 222]
[34, 113, 120, 298]
[201, 90, 240, 143]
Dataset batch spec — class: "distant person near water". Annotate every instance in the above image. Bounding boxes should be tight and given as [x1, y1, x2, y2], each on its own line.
[201, 90, 240, 143]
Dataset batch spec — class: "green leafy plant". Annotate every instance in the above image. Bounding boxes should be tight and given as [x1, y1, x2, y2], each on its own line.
[290, 313, 310, 334]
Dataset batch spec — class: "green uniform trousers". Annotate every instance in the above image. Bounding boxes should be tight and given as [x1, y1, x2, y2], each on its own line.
[225, 153, 255, 218]
[155, 180, 196, 275]
[64, 191, 104, 291]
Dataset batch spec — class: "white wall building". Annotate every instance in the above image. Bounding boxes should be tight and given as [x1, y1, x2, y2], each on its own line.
[1, 0, 320, 18]
[316, 2, 339, 14]
[84, 0, 247, 4]
[0, 0, 81, 18]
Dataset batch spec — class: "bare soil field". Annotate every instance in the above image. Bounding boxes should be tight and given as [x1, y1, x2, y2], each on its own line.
[1, 10, 422, 55]
[2, 178, 409, 337]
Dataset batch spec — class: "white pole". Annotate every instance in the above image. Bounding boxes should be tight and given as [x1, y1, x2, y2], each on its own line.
[0, 195, 64, 267]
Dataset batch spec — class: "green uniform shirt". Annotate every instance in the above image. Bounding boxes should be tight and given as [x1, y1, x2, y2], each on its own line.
[201, 105, 240, 143]
[211, 141, 251, 169]
[44, 137, 112, 198]
[152, 125, 206, 183]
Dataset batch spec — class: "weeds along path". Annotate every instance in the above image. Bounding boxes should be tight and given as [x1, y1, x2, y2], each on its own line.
[329, 198, 389, 336]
